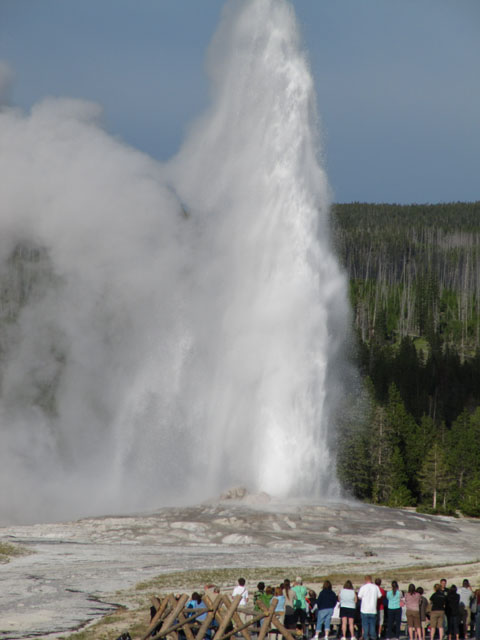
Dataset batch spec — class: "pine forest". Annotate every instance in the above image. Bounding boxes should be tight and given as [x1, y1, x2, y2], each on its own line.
[333, 201, 480, 516]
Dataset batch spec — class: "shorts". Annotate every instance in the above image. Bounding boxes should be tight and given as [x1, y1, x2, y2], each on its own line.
[429, 611, 444, 630]
[340, 607, 356, 619]
[406, 611, 421, 628]
[378, 610, 385, 626]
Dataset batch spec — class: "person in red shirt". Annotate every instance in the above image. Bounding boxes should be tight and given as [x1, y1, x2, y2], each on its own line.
[376, 578, 387, 639]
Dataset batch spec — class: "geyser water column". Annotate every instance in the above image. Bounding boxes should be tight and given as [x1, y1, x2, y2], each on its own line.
[0, 0, 349, 524]
[167, 0, 349, 499]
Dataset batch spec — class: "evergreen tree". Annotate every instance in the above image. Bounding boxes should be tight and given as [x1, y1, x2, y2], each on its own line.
[370, 405, 391, 504]
[417, 415, 437, 461]
[385, 446, 414, 507]
[417, 442, 451, 509]
[385, 383, 420, 497]
[393, 336, 422, 419]
[335, 385, 373, 500]
[459, 474, 480, 517]
[447, 411, 476, 492]
[370, 394, 414, 507]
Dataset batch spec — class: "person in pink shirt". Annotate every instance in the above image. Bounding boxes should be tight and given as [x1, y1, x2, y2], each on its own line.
[404, 583, 422, 640]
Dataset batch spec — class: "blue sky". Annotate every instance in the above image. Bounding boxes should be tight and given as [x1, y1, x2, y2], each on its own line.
[0, 0, 479, 204]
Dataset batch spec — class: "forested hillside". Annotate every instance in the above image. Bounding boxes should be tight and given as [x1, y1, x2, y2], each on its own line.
[332, 201, 480, 515]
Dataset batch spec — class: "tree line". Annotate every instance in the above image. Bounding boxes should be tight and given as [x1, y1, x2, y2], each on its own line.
[332, 201, 480, 516]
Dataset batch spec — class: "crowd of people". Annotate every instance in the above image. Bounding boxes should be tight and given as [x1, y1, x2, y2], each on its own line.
[220, 575, 480, 640]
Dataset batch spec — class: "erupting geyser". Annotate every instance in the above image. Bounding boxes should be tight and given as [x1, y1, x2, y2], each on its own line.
[0, 0, 350, 524]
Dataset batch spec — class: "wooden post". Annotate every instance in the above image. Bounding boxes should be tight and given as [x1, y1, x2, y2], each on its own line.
[257, 598, 278, 640]
[196, 593, 223, 640]
[213, 594, 242, 640]
[204, 594, 229, 634]
[137, 592, 295, 640]
[257, 601, 295, 640]
[214, 612, 266, 640]
[176, 608, 196, 640]
[150, 608, 210, 640]
[142, 595, 174, 640]
[221, 595, 252, 640]
[154, 593, 189, 640]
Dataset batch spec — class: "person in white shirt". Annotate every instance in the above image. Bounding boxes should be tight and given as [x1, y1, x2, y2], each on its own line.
[458, 579, 473, 636]
[358, 575, 382, 640]
[232, 577, 249, 622]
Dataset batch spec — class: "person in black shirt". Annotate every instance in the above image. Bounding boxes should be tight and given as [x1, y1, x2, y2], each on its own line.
[430, 584, 447, 640]
[446, 585, 460, 640]
[441, 580, 449, 636]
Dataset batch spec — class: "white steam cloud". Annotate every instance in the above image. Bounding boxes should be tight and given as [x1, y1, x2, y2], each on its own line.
[0, 0, 350, 524]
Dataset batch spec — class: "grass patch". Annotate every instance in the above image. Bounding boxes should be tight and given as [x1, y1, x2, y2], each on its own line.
[135, 566, 332, 592]
[0, 541, 29, 562]
[56, 560, 480, 639]
[134, 562, 480, 594]
[58, 605, 148, 640]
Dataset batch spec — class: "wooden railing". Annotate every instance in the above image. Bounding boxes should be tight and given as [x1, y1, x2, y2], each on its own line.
[139, 593, 296, 640]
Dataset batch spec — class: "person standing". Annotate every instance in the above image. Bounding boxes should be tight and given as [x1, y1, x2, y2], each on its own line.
[440, 581, 448, 597]
[387, 580, 403, 640]
[417, 587, 429, 640]
[404, 583, 422, 640]
[232, 577, 249, 623]
[254, 582, 269, 613]
[458, 579, 473, 638]
[315, 580, 338, 640]
[446, 585, 460, 640]
[358, 576, 382, 640]
[339, 579, 357, 640]
[376, 578, 387, 640]
[274, 585, 286, 624]
[293, 577, 309, 636]
[307, 589, 318, 638]
[441, 579, 450, 637]
[474, 588, 480, 640]
[284, 579, 297, 630]
[232, 577, 249, 606]
[186, 593, 208, 622]
[429, 583, 447, 640]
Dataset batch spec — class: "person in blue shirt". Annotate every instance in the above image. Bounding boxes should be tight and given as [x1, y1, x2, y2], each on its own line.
[386, 581, 403, 640]
[186, 592, 207, 622]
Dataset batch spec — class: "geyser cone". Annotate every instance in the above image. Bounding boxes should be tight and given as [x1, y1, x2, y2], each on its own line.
[0, 0, 349, 524]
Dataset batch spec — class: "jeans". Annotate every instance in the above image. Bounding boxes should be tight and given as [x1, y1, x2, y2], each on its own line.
[316, 608, 334, 632]
[362, 613, 377, 640]
[475, 610, 480, 640]
[387, 608, 402, 639]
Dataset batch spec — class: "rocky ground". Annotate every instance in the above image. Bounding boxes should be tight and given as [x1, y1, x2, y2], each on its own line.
[1, 492, 479, 639]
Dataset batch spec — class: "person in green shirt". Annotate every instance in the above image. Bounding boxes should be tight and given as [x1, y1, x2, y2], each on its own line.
[254, 582, 271, 612]
[293, 577, 309, 635]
